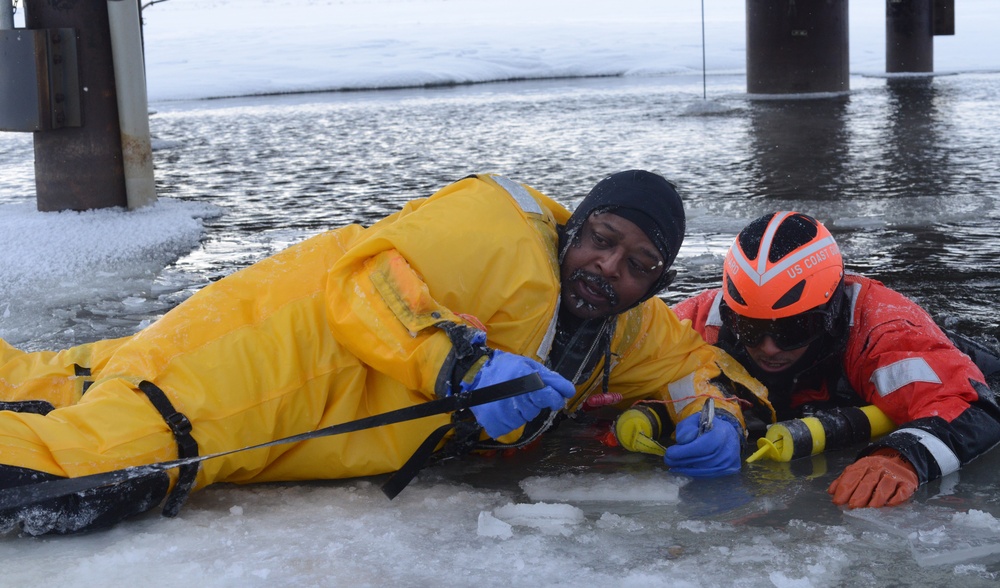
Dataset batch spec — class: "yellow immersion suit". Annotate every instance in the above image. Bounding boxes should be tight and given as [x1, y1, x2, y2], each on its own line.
[0, 174, 768, 501]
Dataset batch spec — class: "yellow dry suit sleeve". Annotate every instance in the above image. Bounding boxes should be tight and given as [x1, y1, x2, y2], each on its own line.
[0, 336, 131, 408]
[598, 298, 774, 437]
[328, 247, 480, 397]
[323, 175, 564, 402]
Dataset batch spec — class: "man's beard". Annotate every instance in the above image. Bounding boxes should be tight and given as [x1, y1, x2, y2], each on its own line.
[567, 268, 619, 310]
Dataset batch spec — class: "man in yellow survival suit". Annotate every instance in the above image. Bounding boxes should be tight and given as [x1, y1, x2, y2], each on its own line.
[0, 170, 770, 535]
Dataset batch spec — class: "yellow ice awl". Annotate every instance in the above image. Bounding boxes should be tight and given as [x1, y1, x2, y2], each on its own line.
[746, 405, 896, 463]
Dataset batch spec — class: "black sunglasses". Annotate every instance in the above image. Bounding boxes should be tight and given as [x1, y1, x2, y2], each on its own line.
[720, 302, 832, 351]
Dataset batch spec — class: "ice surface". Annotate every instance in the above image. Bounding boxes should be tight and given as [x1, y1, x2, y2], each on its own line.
[489, 502, 585, 536]
[680, 98, 745, 117]
[844, 504, 1000, 567]
[520, 472, 686, 503]
[0, 200, 217, 301]
[0, 199, 222, 347]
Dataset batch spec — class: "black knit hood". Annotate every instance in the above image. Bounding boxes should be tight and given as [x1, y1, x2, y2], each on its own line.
[560, 169, 686, 304]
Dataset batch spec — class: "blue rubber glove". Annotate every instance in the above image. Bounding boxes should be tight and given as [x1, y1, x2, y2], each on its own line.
[663, 410, 742, 477]
[464, 350, 576, 439]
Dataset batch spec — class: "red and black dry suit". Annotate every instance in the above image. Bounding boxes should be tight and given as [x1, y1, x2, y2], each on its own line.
[673, 272, 1000, 486]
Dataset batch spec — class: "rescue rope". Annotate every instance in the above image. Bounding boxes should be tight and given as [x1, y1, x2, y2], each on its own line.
[0, 374, 544, 513]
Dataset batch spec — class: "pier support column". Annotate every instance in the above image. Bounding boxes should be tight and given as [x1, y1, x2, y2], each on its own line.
[886, 0, 934, 73]
[746, 0, 849, 95]
[24, 0, 128, 211]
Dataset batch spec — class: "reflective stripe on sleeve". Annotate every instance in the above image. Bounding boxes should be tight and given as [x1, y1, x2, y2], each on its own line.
[490, 175, 544, 215]
[870, 357, 941, 397]
[536, 306, 558, 364]
[893, 427, 961, 476]
[667, 372, 697, 415]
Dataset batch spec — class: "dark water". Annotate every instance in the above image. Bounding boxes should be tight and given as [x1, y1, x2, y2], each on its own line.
[3, 72, 1000, 583]
[5, 73, 998, 341]
[143, 73, 1000, 335]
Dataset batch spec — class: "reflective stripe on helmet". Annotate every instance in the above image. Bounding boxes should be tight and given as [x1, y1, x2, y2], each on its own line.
[722, 211, 844, 319]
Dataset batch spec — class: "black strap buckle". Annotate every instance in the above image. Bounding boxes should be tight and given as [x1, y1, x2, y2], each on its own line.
[164, 411, 193, 436]
[137, 381, 200, 517]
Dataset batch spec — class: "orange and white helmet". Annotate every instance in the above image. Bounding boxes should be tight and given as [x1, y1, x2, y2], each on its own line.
[722, 212, 844, 320]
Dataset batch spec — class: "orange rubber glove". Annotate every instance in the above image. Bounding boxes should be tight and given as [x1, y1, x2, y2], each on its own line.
[827, 450, 918, 508]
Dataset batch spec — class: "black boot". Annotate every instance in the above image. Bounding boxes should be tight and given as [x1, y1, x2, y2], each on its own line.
[0, 464, 169, 535]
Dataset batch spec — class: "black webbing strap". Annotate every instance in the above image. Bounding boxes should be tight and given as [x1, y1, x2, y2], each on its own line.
[381, 423, 456, 499]
[0, 374, 545, 513]
[137, 380, 199, 517]
[0, 400, 55, 415]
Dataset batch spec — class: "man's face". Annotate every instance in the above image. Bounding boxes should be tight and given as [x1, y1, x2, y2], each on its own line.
[720, 303, 831, 374]
[743, 337, 810, 374]
[560, 211, 665, 320]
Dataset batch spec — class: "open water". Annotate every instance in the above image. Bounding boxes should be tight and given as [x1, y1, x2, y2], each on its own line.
[2, 72, 1000, 585]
